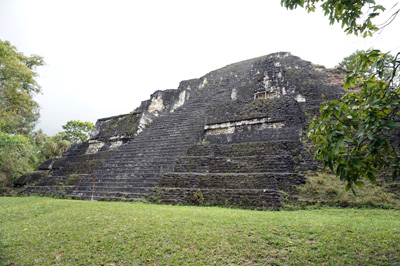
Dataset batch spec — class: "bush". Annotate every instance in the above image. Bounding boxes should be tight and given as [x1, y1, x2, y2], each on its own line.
[0, 132, 37, 187]
[290, 172, 400, 209]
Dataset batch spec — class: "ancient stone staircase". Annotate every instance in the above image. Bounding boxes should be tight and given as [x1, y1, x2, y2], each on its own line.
[21, 142, 112, 197]
[69, 97, 209, 200]
[151, 141, 308, 209]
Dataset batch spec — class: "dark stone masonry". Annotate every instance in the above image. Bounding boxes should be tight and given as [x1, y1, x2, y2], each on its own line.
[19, 52, 345, 209]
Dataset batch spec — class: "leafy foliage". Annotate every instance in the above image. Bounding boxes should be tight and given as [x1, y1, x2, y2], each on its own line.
[337, 50, 396, 80]
[308, 50, 400, 191]
[281, 1, 400, 191]
[0, 130, 71, 187]
[292, 172, 400, 209]
[0, 39, 44, 134]
[62, 120, 94, 144]
[32, 129, 71, 160]
[337, 50, 367, 71]
[41, 132, 71, 158]
[0, 40, 74, 187]
[0, 132, 37, 187]
[280, 0, 386, 36]
[0, 40, 47, 187]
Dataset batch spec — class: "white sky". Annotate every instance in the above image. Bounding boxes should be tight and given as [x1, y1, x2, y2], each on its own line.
[1, 0, 399, 135]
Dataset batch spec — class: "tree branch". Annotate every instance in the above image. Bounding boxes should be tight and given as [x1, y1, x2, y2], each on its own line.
[376, 8, 400, 34]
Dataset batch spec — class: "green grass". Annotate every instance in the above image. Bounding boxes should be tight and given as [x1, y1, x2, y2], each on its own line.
[1, 197, 400, 265]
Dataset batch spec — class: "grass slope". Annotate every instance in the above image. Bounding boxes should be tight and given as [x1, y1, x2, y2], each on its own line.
[1, 197, 399, 265]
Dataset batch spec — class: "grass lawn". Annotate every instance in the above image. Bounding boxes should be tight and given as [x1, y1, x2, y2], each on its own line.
[1, 197, 399, 265]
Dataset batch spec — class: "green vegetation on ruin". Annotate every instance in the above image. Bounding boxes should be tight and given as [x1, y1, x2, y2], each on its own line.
[1, 197, 399, 265]
[288, 172, 400, 210]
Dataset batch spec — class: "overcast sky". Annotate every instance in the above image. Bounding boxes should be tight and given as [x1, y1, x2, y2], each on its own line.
[1, 0, 399, 135]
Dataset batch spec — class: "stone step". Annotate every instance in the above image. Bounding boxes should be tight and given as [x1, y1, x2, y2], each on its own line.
[75, 182, 157, 192]
[117, 141, 199, 151]
[185, 141, 303, 157]
[72, 193, 146, 201]
[173, 159, 293, 173]
[111, 149, 196, 158]
[78, 181, 158, 188]
[80, 177, 159, 183]
[101, 160, 172, 166]
[105, 157, 181, 164]
[104, 157, 172, 164]
[151, 187, 283, 210]
[73, 186, 154, 193]
[106, 156, 180, 163]
[80, 180, 158, 185]
[97, 163, 171, 170]
[158, 172, 306, 190]
[132, 133, 199, 139]
[178, 154, 294, 160]
[91, 169, 165, 175]
[24, 185, 75, 194]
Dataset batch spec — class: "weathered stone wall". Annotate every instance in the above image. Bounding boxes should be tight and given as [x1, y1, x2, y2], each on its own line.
[91, 112, 141, 141]
[158, 172, 304, 191]
[150, 140, 309, 209]
[151, 188, 283, 210]
[173, 155, 295, 173]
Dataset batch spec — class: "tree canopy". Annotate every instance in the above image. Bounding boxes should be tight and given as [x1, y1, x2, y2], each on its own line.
[308, 50, 400, 191]
[280, 0, 388, 36]
[0, 40, 44, 134]
[0, 39, 75, 188]
[0, 40, 96, 188]
[281, 0, 400, 191]
[62, 120, 94, 145]
[0, 129, 72, 187]
[0, 132, 37, 187]
[337, 50, 397, 79]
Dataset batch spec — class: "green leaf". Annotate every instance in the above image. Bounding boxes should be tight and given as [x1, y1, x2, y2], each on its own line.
[343, 138, 354, 143]
[335, 141, 343, 153]
[392, 170, 398, 181]
[328, 161, 334, 172]
[367, 131, 373, 140]
[350, 186, 357, 196]
[387, 121, 400, 128]
[367, 172, 376, 184]
[349, 77, 356, 87]
[336, 164, 343, 176]
[354, 181, 364, 189]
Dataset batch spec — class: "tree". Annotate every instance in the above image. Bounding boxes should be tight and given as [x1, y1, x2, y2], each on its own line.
[281, 0, 400, 191]
[0, 132, 37, 187]
[0, 129, 72, 187]
[62, 120, 94, 145]
[280, 0, 388, 36]
[308, 50, 400, 192]
[337, 50, 396, 80]
[0, 39, 45, 187]
[337, 50, 368, 72]
[0, 39, 44, 134]
[31, 129, 71, 160]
